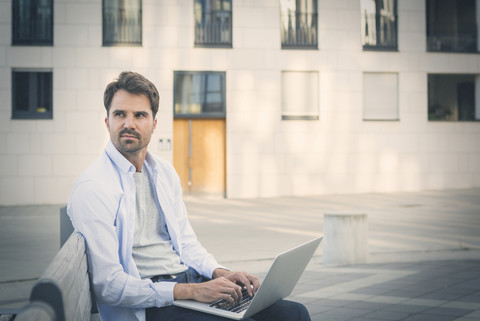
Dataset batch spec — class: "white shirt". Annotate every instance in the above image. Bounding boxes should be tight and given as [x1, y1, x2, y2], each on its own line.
[67, 140, 223, 321]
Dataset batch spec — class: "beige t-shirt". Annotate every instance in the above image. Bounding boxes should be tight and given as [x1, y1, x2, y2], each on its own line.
[132, 170, 188, 279]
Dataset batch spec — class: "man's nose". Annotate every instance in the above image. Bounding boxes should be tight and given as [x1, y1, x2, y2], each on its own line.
[124, 115, 136, 128]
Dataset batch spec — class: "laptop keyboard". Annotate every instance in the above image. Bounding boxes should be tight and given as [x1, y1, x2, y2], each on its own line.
[210, 287, 253, 313]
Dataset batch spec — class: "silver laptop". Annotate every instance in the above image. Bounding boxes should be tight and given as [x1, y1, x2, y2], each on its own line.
[174, 237, 322, 320]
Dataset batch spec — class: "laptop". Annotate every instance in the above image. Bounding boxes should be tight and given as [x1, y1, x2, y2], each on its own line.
[174, 237, 322, 320]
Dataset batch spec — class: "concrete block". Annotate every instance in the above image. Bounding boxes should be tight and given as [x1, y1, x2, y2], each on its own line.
[323, 213, 368, 265]
[399, 32, 426, 52]
[39, 133, 75, 155]
[53, 154, 95, 177]
[0, 134, 6, 155]
[399, 0, 425, 11]
[7, 133, 30, 155]
[227, 174, 259, 198]
[258, 174, 283, 198]
[400, 72, 426, 93]
[55, 25, 89, 46]
[0, 155, 17, 176]
[18, 155, 53, 177]
[0, 45, 6, 65]
[0, 111, 11, 132]
[74, 48, 109, 68]
[65, 111, 104, 133]
[87, 24, 102, 46]
[74, 133, 107, 155]
[227, 149, 260, 175]
[34, 176, 74, 204]
[0, 177, 34, 205]
[235, 6, 267, 28]
[65, 2, 100, 25]
[63, 68, 89, 90]
[0, 2, 10, 24]
[76, 89, 104, 111]
[0, 26, 8, 48]
[7, 47, 42, 67]
[242, 28, 278, 49]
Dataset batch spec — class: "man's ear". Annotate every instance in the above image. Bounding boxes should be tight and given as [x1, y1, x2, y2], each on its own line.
[153, 118, 157, 130]
[105, 115, 109, 130]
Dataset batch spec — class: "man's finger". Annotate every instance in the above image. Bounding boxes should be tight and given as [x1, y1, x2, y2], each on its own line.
[221, 282, 242, 302]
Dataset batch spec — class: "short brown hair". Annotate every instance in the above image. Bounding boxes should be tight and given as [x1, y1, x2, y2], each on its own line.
[104, 71, 159, 117]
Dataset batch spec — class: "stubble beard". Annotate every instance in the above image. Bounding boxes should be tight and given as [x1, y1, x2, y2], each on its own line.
[113, 129, 149, 154]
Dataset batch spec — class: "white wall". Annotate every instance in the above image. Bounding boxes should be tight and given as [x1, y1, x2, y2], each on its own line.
[0, 0, 479, 205]
[226, 0, 480, 198]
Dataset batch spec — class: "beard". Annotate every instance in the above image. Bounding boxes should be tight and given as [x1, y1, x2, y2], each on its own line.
[113, 128, 149, 154]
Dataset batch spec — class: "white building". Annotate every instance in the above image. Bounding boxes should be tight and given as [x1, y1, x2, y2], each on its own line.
[0, 0, 479, 205]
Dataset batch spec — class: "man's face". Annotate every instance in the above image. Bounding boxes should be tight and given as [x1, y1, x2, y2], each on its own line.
[105, 89, 157, 156]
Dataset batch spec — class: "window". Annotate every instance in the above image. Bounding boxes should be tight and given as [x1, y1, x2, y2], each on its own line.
[12, 0, 53, 45]
[428, 74, 480, 121]
[280, 0, 318, 49]
[174, 71, 226, 118]
[103, 0, 142, 46]
[361, 0, 397, 50]
[363, 73, 398, 120]
[194, 0, 232, 48]
[12, 70, 53, 120]
[427, 0, 477, 53]
[281, 71, 319, 120]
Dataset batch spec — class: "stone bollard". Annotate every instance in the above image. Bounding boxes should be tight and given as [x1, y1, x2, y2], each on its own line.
[323, 213, 368, 265]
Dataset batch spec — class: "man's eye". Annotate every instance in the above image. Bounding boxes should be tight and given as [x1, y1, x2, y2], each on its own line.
[114, 112, 125, 117]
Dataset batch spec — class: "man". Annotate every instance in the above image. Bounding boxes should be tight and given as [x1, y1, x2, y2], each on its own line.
[67, 71, 311, 321]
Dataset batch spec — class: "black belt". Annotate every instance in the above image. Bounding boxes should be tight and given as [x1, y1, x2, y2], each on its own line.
[150, 272, 184, 282]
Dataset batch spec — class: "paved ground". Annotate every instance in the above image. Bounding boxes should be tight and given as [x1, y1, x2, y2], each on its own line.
[0, 188, 479, 320]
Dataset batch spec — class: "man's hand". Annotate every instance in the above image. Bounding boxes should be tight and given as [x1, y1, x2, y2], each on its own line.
[212, 269, 260, 298]
[173, 277, 243, 304]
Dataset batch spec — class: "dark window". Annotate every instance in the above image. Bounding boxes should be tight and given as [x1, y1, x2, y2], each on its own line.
[12, 0, 53, 45]
[281, 0, 318, 49]
[361, 0, 397, 51]
[428, 74, 479, 121]
[12, 70, 53, 120]
[194, 0, 232, 48]
[427, 0, 477, 53]
[103, 0, 142, 46]
[174, 71, 226, 118]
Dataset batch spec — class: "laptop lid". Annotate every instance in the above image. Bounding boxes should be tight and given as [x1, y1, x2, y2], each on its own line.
[173, 237, 322, 320]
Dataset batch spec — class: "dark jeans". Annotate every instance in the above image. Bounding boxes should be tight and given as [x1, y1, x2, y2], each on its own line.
[147, 267, 311, 321]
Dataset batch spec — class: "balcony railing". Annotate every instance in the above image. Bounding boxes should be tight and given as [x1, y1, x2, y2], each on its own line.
[12, 2, 53, 45]
[103, 6, 142, 46]
[362, 13, 397, 50]
[195, 10, 232, 47]
[427, 33, 477, 53]
[281, 12, 318, 49]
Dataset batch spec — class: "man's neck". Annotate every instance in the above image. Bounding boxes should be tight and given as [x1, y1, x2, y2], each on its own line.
[116, 147, 147, 172]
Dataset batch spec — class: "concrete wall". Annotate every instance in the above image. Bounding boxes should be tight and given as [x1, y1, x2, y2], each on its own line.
[0, 0, 479, 205]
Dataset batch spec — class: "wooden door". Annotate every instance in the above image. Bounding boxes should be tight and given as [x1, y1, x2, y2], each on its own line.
[173, 119, 226, 196]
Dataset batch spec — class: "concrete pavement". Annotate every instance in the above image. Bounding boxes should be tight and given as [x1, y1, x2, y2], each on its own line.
[1, 188, 479, 320]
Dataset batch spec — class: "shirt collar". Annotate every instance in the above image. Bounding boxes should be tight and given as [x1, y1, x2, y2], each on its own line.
[105, 140, 136, 174]
[105, 140, 157, 175]
[143, 150, 158, 175]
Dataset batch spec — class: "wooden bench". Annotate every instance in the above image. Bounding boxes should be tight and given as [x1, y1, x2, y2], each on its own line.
[15, 207, 98, 321]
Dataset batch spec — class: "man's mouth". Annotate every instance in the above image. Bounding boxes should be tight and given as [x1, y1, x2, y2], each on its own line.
[121, 134, 138, 139]
[119, 130, 140, 140]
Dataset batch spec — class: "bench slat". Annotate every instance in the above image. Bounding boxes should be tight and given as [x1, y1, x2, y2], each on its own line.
[15, 301, 55, 321]
[65, 259, 91, 321]
[30, 231, 92, 321]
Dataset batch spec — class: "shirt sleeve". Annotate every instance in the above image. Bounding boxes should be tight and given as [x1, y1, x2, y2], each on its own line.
[67, 178, 176, 308]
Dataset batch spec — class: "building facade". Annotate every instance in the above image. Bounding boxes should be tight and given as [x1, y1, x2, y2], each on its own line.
[0, 0, 479, 205]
